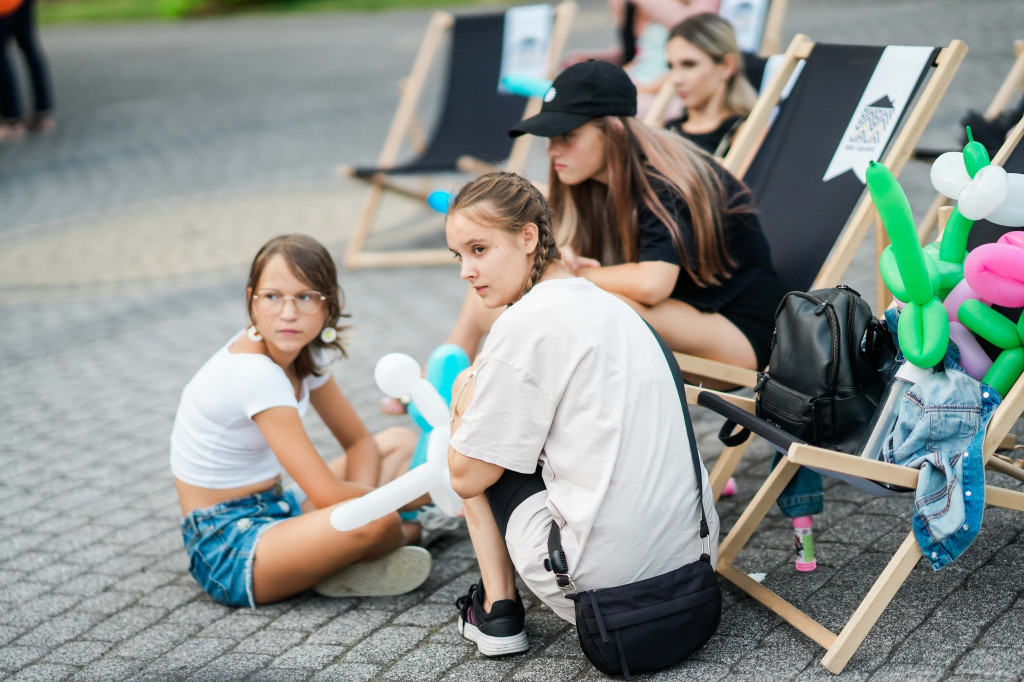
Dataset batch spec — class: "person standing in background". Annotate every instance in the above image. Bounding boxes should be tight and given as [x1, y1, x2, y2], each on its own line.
[0, 0, 54, 142]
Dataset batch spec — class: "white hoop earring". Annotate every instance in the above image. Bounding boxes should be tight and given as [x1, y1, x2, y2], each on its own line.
[247, 325, 262, 342]
[320, 326, 337, 343]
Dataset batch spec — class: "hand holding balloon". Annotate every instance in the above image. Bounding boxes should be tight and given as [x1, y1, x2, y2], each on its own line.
[329, 353, 463, 532]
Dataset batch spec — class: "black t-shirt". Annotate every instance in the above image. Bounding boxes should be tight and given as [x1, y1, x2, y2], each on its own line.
[636, 169, 782, 315]
[663, 114, 743, 156]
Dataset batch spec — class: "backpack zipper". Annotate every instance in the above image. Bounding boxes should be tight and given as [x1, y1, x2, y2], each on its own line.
[800, 291, 840, 391]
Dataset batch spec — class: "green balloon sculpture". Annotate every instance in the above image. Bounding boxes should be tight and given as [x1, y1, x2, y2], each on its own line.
[937, 128, 991, 277]
[867, 161, 949, 368]
[958, 300, 1024, 397]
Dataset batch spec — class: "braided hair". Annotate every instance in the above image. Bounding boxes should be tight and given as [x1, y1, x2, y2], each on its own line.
[449, 171, 561, 302]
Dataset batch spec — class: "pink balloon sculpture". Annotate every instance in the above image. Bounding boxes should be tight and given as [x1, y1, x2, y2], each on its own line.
[949, 231, 1024, 381]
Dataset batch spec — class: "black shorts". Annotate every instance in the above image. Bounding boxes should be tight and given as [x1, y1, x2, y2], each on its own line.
[484, 466, 546, 540]
[719, 271, 781, 370]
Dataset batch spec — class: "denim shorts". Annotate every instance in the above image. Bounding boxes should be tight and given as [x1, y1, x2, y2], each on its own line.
[180, 483, 302, 608]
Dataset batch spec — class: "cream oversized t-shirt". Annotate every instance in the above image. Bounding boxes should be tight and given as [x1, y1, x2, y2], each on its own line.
[451, 278, 718, 620]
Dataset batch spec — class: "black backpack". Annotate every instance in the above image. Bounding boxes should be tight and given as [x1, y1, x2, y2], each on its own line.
[752, 285, 896, 453]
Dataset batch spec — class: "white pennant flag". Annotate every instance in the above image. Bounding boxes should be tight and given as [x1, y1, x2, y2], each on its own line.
[498, 4, 553, 93]
[822, 46, 934, 184]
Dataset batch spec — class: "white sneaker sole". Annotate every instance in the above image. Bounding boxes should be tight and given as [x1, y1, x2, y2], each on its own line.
[458, 616, 529, 656]
[314, 546, 431, 598]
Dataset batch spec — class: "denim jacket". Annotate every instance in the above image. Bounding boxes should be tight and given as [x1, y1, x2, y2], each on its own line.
[884, 308, 1000, 570]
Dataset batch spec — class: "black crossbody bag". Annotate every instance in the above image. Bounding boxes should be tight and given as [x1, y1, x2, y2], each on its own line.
[545, 324, 722, 679]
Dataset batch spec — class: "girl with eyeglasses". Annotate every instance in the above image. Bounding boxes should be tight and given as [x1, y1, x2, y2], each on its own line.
[170, 234, 431, 608]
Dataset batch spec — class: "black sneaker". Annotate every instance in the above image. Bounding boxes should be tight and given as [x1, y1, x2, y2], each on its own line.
[455, 580, 529, 656]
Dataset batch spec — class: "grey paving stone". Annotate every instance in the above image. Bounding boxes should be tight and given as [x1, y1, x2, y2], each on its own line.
[197, 613, 270, 639]
[392, 604, 453, 628]
[5, 663, 76, 682]
[382, 644, 466, 681]
[953, 645, 1024, 678]
[889, 619, 980, 667]
[42, 641, 112, 667]
[865, 665, 947, 681]
[190, 653, 273, 681]
[270, 644, 347, 671]
[644, 660, 732, 681]
[509, 657, 588, 681]
[266, 600, 355, 633]
[691, 635, 757, 666]
[52, 573, 120, 598]
[85, 606, 167, 642]
[311, 663, 381, 682]
[439, 658, 517, 682]
[306, 610, 393, 646]
[0, 646, 43, 673]
[163, 600, 232, 626]
[0, 595, 80, 629]
[14, 611, 106, 648]
[248, 668, 314, 682]
[108, 622, 199, 659]
[343, 626, 429, 664]
[0, 583, 50, 607]
[731, 643, 818, 678]
[73, 590, 141, 617]
[232, 629, 308, 656]
[68, 658, 146, 682]
[140, 636, 234, 676]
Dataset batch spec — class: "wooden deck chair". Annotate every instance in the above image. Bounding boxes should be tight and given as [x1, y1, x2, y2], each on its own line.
[660, 36, 966, 500]
[691, 380, 1024, 674]
[341, 1, 576, 269]
[917, 40, 1024, 244]
[688, 121, 1024, 673]
[643, 0, 789, 125]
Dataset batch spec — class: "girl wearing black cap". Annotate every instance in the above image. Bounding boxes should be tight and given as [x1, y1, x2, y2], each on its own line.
[444, 171, 717, 655]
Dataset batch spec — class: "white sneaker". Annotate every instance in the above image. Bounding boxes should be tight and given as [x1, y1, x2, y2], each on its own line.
[314, 546, 432, 598]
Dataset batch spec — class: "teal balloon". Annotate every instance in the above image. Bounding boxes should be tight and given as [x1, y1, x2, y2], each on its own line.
[427, 190, 451, 214]
[500, 74, 553, 99]
[408, 344, 471, 469]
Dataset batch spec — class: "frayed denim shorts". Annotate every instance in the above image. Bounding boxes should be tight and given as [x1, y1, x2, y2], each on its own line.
[180, 483, 302, 608]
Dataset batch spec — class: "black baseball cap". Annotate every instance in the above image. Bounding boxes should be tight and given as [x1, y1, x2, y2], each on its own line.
[508, 60, 637, 138]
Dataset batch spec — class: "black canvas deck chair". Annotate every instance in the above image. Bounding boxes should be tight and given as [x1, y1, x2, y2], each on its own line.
[341, 1, 576, 269]
[666, 35, 967, 499]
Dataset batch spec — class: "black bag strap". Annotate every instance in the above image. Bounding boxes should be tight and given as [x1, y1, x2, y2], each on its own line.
[546, 322, 712, 593]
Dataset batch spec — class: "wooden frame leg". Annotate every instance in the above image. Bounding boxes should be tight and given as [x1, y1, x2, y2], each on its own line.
[344, 183, 385, 269]
[821, 532, 921, 673]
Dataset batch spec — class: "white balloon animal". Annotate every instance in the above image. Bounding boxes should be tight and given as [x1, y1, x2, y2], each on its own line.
[329, 353, 464, 532]
[930, 151, 1023, 225]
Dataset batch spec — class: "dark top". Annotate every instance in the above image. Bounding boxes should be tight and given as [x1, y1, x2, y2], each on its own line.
[636, 169, 783, 316]
[663, 114, 744, 157]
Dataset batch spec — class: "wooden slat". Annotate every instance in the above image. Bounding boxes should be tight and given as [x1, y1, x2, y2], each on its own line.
[673, 352, 759, 388]
[986, 484, 1024, 512]
[787, 444, 920, 489]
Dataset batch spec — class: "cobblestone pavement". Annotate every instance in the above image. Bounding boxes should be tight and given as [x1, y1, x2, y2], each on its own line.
[2, 0, 1024, 680]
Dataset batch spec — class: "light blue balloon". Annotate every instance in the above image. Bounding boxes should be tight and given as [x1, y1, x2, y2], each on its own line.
[408, 344, 471, 469]
[427, 190, 451, 214]
[500, 74, 553, 99]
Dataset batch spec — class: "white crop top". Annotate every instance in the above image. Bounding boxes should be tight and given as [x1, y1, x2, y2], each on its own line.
[169, 333, 332, 488]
